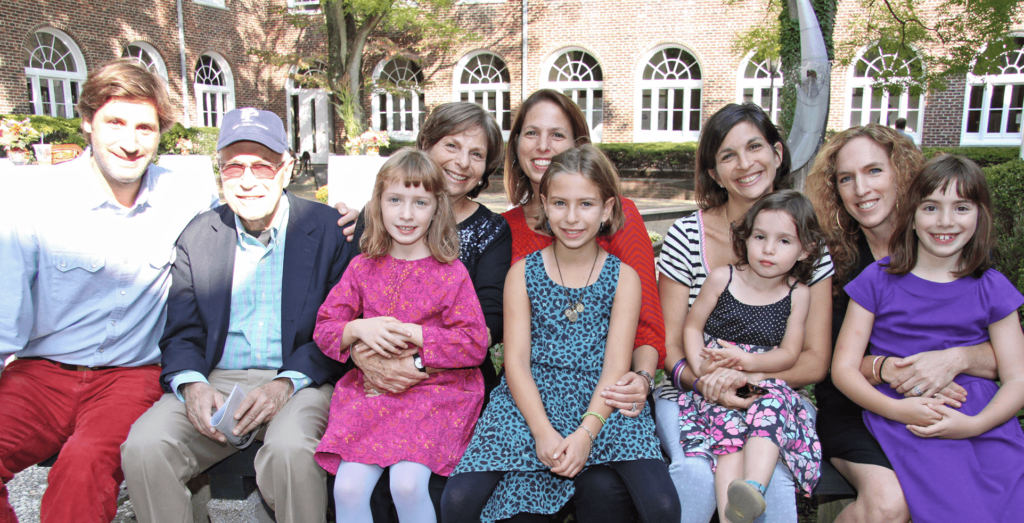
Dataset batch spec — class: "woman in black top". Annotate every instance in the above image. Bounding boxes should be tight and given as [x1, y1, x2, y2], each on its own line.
[806, 124, 997, 522]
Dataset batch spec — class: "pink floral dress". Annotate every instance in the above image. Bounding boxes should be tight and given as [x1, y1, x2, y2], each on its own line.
[313, 254, 489, 476]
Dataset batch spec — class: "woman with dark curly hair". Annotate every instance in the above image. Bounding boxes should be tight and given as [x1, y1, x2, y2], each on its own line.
[806, 124, 997, 523]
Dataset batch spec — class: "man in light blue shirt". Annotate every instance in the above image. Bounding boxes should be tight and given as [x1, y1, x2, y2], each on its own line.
[0, 60, 219, 523]
[121, 108, 357, 523]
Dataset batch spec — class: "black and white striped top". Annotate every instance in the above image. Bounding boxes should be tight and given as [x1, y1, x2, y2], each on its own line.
[656, 209, 835, 401]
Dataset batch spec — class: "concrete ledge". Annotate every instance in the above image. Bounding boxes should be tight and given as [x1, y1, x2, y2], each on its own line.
[207, 490, 275, 523]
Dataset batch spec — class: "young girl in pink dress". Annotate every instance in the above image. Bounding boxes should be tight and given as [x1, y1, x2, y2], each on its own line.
[313, 148, 489, 523]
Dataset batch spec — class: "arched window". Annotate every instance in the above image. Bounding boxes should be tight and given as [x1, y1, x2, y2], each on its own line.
[737, 54, 783, 124]
[24, 28, 87, 118]
[542, 49, 604, 141]
[371, 57, 425, 141]
[194, 53, 234, 128]
[455, 52, 512, 137]
[847, 44, 924, 144]
[634, 45, 702, 142]
[962, 36, 1024, 145]
[122, 42, 168, 81]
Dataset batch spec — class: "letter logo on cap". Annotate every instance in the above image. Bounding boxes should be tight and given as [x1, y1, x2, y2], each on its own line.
[240, 108, 260, 122]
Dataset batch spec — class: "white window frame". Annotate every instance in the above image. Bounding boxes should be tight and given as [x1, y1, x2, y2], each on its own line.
[193, 52, 235, 128]
[633, 44, 702, 143]
[541, 47, 604, 142]
[371, 57, 425, 142]
[24, 27, 87, 118]
[961, 36, 1024, 146]
[737, 53, 783, 124]
[193, 0, 227, 9]
[287, 0, 321, 12]
[122, 41, 169, 81]
[845, 43, 925, 145]
[453, 50, 512, 139]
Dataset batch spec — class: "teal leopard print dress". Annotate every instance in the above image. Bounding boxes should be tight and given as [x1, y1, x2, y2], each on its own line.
[452, 251, 662, 522]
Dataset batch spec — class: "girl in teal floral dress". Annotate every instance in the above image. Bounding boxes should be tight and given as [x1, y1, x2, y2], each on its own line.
[681, 190, 824, 523]
[443, 145, 663, 523]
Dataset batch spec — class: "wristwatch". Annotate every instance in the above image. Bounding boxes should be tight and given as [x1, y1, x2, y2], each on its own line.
[636, 370, 655, 395]
[413, 353, 425, 372]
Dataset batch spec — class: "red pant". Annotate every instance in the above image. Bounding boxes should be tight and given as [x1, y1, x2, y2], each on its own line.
[0, 359, 163, 523]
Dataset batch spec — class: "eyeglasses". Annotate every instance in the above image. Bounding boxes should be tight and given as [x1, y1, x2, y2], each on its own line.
[220, 161, 283, 180]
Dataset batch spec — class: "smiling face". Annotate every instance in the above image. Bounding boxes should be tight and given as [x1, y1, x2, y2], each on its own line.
[220, 141, 290, 232]
[913, 180, 978, 268]
[711, 121, 782, 205]
[541, 171, 614, 250]
[517, 100, 574, 189]
[83, 98, 161, 186]
[745, 209, 809, 280]
[380, 179, 438, 259]
[835, 136, 898, 233]
[426, 124, 488, 204]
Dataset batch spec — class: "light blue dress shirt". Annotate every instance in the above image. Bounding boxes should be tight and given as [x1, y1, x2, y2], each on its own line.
[0, 155, 220, 369]
[168, 196, 312, 400]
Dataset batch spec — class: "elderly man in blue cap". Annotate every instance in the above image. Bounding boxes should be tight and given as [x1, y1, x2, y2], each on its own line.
[121, 107, 358, 523]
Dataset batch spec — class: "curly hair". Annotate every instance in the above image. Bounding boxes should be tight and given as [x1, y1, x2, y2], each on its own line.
[805, 123, 925, 296]
[534, 145, 625, 237]
[731, 190, 824, 284]
[695, 103, 791, 210]
[503, 89, 591, 206]
[361, 148, 460, 263]
[416, 102, 504, 199]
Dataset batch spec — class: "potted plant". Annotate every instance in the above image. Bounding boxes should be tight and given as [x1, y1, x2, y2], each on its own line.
[344, 130, 389, 156]
[0, 118, 41, 165]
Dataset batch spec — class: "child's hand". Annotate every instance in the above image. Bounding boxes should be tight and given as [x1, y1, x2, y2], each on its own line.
[535, 430, 564, 469]
[891, 397, 945, 427]
[907, 404, 981, 439]
[550, 429, 591, 478]
[702, 340, 748, 365]
[348, 317, 411, 358]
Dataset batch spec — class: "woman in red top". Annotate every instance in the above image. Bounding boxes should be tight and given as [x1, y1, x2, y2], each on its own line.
[499, 89, 678, 522]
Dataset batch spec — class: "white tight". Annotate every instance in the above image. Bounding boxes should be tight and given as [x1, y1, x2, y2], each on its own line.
[333, 460, 436, 523]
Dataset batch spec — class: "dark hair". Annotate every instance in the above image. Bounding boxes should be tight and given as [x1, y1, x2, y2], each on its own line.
[534, 145, 625, 237]
[886, 155, 993, 279]
[895, 118, 907, 130]
[504, 89, 591, 206]
[695, 103, 791, 210]
[416, 102, 504, 199]
[732, 189, 824, 284]
[361, 148, 460, 263]
[77, 58, 176, 138]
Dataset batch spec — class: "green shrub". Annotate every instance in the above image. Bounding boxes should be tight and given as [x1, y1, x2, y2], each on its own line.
[596, 142, 697, 175]
[379, 140, 416, 156]
[0, 114, 87, 148]
[922, 146, 1019, 168]
[984, 159, 1024, 323]
[157, 123, 219, 157]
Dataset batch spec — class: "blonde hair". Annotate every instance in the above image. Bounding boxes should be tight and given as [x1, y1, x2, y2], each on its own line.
[360, 148, 460, 263]
[534, 145, 625, 237]
[806, 124, 924, 294]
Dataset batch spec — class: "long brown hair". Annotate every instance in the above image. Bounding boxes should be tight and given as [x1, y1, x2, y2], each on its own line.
[416, 102, 504, 199]
[534, 145, 625, 237]
[886, 155, 994, 278]
[503, 89, 591, 206]
[731, 190, 825, 284]
[806, 124, 924, 294]
[695, 103, 791, 210]
[360, 148, 460, 263]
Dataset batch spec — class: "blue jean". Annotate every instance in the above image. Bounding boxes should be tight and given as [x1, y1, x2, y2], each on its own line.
[655, 395, 815, 523]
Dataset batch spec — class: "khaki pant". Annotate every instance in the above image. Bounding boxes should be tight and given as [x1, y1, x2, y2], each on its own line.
[121, 369, 334, 523]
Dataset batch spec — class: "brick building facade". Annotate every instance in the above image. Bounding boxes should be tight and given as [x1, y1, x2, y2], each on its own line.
[2, 0, 1021, 155]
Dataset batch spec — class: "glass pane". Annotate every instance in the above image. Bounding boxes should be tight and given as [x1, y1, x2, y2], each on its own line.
[592, 90, 603, 129]
[743, 88, 753, 104]
[850, 110, 862, 127]
[690, 89, 701, 131]
[405, 94, 415, 130]
[460, 92, 468, 102]
[968, 85, 984, 109]
[905, 111, 918, 132]
[672, 89, 685, 131]
[40, 79, 53, 116]
[1009, 86, 1024, 133]
[761, 88, 771, 112]
[27, 80, 36, 114]
[378, 94, 388, 131]
[502, 91, 511, 130]
[851, 87, 864, 112]
[657, 89, 668, 131]
[54, 79, 67, 117]
[991, 85, 1006, 109]
[70, 81, 80, 117]
[988, 86, 1005, 133]
[641, 90, 651, 131]
[966, 110, 981, 133]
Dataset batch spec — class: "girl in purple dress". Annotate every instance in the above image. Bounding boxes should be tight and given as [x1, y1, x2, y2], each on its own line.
[681, 190, 824, 523]
[832, 155, 1024, 523]
[313, 148, 489, 523]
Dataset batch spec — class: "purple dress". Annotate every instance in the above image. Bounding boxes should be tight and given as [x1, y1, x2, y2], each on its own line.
[845, 259, 1024, 523]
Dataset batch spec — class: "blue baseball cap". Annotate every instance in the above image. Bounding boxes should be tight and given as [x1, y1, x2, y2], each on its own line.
[217, 108, 288, 154]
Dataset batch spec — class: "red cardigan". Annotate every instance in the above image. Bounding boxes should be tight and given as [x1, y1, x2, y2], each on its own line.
[503, 198, 667, 367]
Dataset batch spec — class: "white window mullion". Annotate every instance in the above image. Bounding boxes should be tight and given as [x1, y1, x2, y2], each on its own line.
[980, 85, 993, 139]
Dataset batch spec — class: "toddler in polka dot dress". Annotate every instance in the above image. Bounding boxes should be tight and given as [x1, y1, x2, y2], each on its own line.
[678, 190, 823, 523]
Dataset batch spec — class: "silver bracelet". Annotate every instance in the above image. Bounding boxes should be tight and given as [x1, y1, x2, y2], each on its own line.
[580, 424, 596, 458]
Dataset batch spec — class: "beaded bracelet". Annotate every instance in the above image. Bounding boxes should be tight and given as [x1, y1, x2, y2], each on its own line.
[671, 359, 687, 391]
[579, 424, 596, 458]
[582, 411, 606, 425]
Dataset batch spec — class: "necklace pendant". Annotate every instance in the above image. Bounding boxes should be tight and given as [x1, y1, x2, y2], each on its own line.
[575, 302, 585, 313]
[565, 308, 579, 322]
